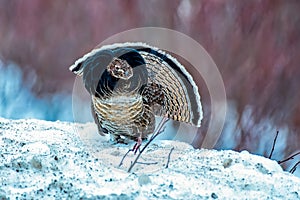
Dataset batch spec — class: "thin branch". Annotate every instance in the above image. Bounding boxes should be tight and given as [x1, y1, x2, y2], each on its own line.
[290, 161, 300, 174]
[150, 116, 167, 141]
[268, 131, 279, 159]
[127, 115, 169, 173]
[165, 147, 175, 169]
[119, 149, 133, 167]
[136, 161, 158, 165]
[278, 151, 300, 164]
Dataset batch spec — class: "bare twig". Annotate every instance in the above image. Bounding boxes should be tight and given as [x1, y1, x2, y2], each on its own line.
[266, 130, 300, 174]
[119, 149, 133, 167]
[268, 131, 279, 159]
[290, 161, 300, 174]
[136, 161, 159, 165]
[127, 115, 169, 173]
[165, 147, 175, 169]
[278, 151, 300, 164]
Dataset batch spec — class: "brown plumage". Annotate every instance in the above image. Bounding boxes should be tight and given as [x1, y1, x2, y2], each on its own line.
[70, 42, 203, 143]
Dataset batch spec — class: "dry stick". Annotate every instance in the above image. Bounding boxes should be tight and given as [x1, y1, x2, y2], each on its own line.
[127, 116, 170, 173]
[267, 130, 300, 174]
[269, 131, 279, 159]
[290, 161, 300, 174]
[119, 149, 133, 167]
[150, 115, 168, 141]
[118, 116, 168, 167]
[278, 151, 300, 164]
[136, 161, 159, 165]
[165, 147, 175, 169]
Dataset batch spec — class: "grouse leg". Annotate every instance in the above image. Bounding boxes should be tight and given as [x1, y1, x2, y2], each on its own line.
[132, 135, 142, 154]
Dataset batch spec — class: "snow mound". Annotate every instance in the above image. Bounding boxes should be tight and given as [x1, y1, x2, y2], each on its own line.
[0, 118, 299, 199]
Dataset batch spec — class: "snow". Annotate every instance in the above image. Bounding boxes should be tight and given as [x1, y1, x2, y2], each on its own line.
[0, 118, 299, 199]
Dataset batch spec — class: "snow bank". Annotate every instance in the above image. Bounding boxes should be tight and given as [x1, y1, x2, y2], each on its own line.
[0, 118, 299, 199]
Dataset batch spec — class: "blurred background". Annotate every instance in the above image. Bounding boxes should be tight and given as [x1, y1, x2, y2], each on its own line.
[0, 0, 299, 175]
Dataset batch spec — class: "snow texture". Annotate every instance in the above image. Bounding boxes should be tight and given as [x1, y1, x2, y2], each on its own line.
[0, 118, 299, 199]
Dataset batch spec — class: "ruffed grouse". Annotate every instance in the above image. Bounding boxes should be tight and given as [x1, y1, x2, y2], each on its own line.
[70, 42, 202, 144]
